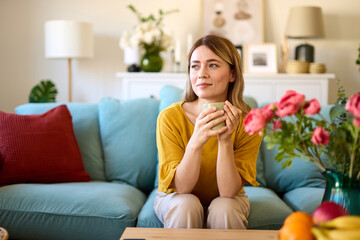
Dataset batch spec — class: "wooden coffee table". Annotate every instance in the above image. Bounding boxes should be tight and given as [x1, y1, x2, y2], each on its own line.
[120, 227, 278, 240]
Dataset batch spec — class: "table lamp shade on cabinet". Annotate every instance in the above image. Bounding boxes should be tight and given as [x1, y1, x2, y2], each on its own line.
[285, 6, 325, 62]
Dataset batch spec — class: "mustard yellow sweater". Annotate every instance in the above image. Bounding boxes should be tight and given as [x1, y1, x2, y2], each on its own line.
[156, 102, 262, 205]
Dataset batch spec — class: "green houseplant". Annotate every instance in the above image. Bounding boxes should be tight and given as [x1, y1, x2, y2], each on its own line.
[29, 79, 58, 103]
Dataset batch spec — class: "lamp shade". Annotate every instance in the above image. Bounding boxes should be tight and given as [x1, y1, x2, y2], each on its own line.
[45, 20, 93, 59]
[124, 47, 140, 65]
[285, 6, 325, 39]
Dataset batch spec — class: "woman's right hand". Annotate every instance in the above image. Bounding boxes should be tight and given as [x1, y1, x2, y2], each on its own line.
[189, 107, 227, 148]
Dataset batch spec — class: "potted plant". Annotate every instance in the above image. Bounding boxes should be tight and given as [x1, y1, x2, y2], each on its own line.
[119, 5, 178, 72]
[29, 79, 58, 103]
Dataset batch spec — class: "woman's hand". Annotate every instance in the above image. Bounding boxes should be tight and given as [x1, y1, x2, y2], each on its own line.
[218, 100, 242, 142]
[189, 106, 227, 149]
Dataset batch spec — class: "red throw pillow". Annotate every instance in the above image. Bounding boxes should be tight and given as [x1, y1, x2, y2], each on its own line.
[0, 105, 90, 184]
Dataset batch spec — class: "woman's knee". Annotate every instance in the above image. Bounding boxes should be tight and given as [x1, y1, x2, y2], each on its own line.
[207, 196, 249, 229]
[168, 194, 203, 214]
[208, 197, 237, 215]
[165, 194, 204, 228]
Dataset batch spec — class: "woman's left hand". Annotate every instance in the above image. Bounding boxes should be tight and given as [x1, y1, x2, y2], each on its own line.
[218, 100, 242, 142]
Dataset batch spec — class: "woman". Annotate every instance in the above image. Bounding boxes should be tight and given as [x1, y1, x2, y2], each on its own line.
[154, 35, 262, 229]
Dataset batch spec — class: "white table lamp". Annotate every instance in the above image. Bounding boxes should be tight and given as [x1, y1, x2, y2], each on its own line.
[45, 20, 93, 102]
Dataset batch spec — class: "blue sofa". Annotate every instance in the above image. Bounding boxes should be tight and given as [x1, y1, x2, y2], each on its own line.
[0, 85, 326, 240]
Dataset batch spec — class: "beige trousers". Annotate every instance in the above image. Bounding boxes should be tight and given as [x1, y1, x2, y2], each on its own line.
[153, 191, 250, 229]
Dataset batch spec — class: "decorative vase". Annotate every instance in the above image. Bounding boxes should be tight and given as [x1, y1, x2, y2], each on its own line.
[140, 50, 163, 72]
[322, 169, 360, 215]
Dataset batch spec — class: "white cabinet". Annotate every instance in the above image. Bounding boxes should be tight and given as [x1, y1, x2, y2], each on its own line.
[243, 74, 335, 105]
[116, 72, 335, 105]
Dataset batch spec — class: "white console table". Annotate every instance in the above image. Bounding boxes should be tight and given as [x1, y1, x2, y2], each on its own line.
[116, 72, 335, 105]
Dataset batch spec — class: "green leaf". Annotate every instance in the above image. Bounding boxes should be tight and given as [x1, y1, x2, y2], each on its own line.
[281, 159, 293, 169]
[330, 105, 347, 121]
[127, 5, 137, 14]
[274, 151, 285, 163]
[29, 80, 58, 103]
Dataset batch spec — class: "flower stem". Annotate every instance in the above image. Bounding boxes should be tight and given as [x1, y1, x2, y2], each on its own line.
[349, 127, 359, 178]
[306, 150, 326, 171]
[294, 114, 326, 171]
[318, 113, 330, 124]
[313, 145, 325, 168]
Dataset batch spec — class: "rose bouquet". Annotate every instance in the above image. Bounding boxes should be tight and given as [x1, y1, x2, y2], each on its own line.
[244, 88, 360, 180]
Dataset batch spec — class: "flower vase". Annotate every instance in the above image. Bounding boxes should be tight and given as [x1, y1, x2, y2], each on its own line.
[140, 50, 163, 72]
[322, 169, 360, 215]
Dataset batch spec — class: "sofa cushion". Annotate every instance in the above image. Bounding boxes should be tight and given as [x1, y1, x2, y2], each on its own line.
[15, 103, 106, 181]
[0, 181, 146, 240]
[282, 187, 325, 215]
[0, 105, 90, 184]
[262, 146, 326, 194]
[99, 97, 159, 192]
[261, 142, 326, 194]
[244, 186, 293, 229]
[137, 188, 163, 228]
[155, 85, 266, 187]
[158, 85, 184, 114]
[154, 85, 184, 188]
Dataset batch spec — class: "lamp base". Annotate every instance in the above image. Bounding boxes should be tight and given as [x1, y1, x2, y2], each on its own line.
[127, 64, 141, 72]
[295, 43, 314, 62]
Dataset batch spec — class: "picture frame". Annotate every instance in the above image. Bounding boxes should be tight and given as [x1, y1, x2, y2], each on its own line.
[201, 0, 264, 46]
[243, 43, 278, 74]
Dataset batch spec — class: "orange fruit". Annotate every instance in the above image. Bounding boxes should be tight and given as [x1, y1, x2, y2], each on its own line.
[279, 212, 315, 240]
[279, 221, 315, 240]
[284, 211, 314, 227]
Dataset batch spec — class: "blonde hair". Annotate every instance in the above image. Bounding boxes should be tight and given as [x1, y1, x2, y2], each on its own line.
[183, 34, 251, 115]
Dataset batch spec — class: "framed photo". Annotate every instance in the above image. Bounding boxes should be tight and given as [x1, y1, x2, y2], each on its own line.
[243, 43, 278, 73]
[201, 0, 264, 46]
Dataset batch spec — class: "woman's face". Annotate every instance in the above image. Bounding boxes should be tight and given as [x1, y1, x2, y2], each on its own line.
[189, 45, 234, 102]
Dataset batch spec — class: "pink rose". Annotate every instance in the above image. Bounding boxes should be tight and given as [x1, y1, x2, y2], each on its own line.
[353, 118, 360, 127]
[244, 108, 267, 135]
[345, 92, 360, 118]
[276, 90, 305, 118]
[273, 119, 282, 130]
[262, 103, 276, 122]
[311, 127, 330, 146]
[304, 99, 321, 115]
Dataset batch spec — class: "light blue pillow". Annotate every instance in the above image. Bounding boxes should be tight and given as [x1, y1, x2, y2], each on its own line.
[243, 96, 258, 109]
[98, 97, 159, 192]
[154, 85, 266, 187]
[154, 85, 184, 188]
[15, 103, 106, 181]
[159, 85, 184, 111]
[262, 143, 326, 193]
[282, 187, 325, 214]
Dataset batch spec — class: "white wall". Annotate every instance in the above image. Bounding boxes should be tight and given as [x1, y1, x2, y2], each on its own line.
[0, 0, 359, 113]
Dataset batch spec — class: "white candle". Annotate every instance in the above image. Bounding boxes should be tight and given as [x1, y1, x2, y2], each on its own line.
[186, 34, 193, 54]
[175, 39, 181, 63]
